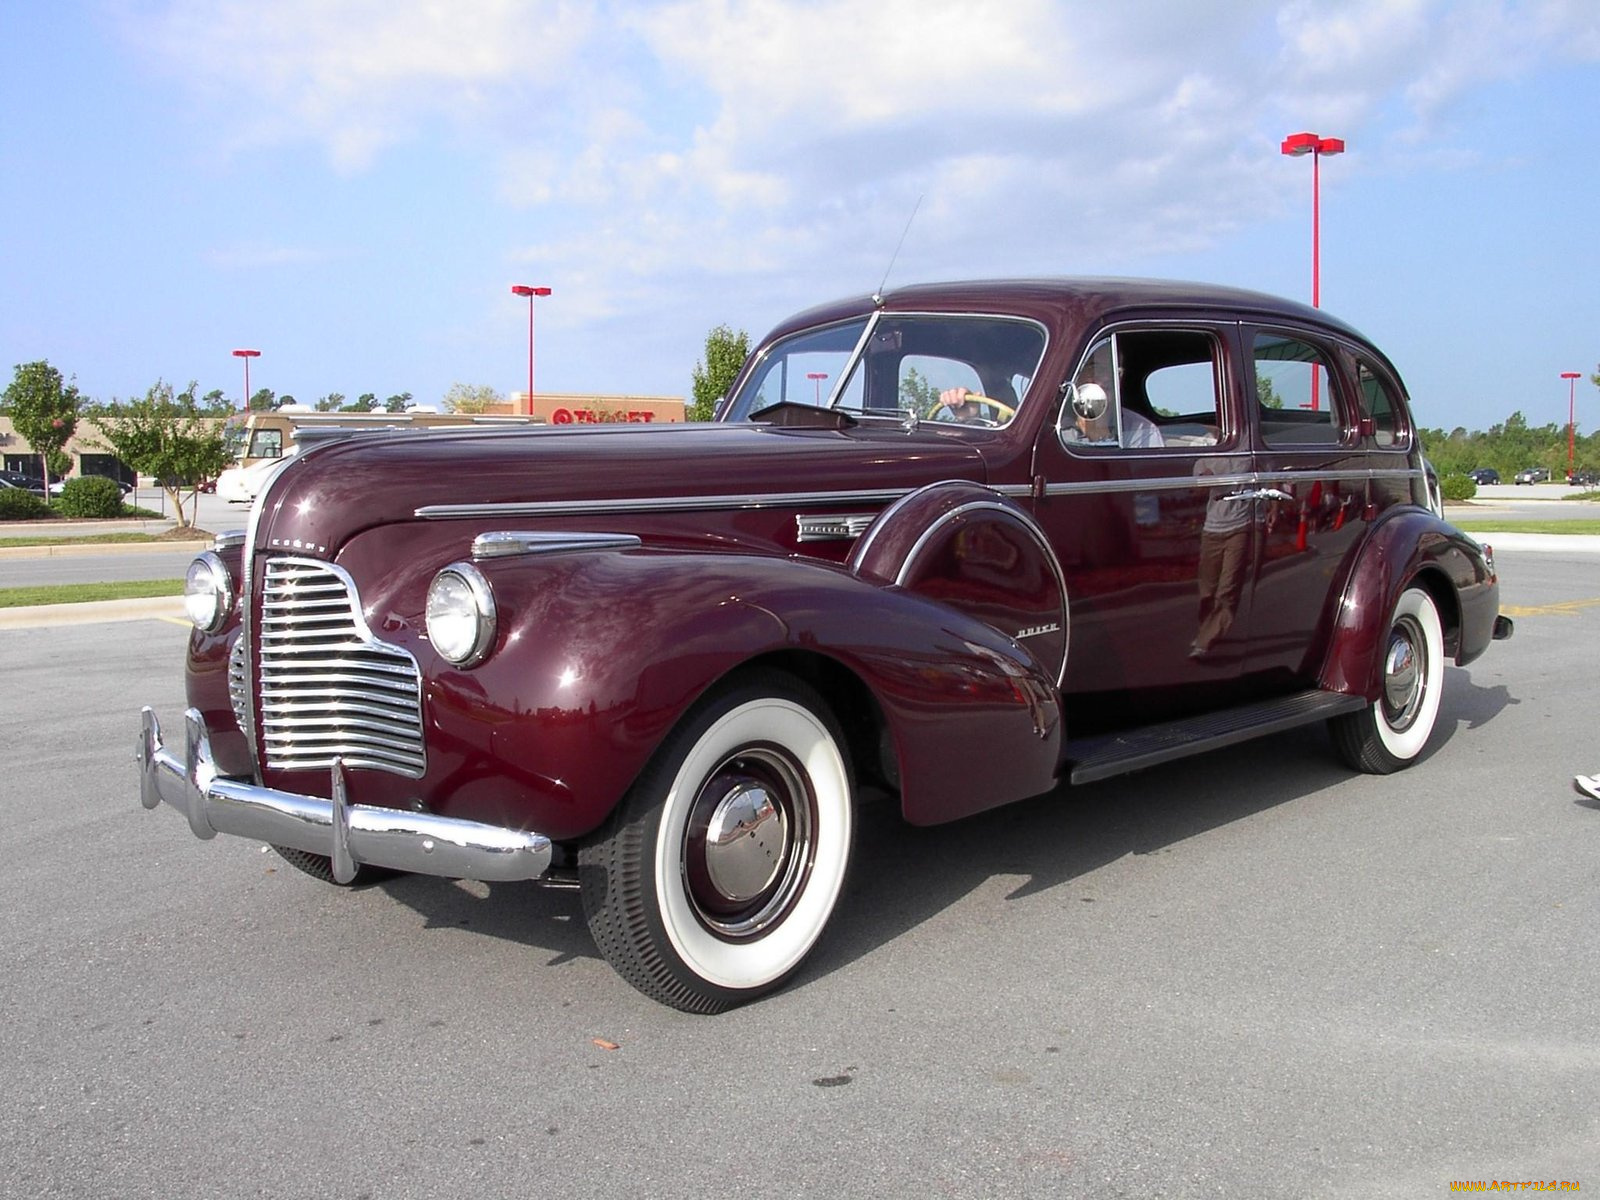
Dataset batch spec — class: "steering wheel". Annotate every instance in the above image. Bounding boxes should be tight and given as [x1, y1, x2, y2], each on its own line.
[924, 392, 1016, 426]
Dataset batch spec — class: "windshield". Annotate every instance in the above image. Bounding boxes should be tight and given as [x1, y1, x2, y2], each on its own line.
[725, 313, 1047, 428]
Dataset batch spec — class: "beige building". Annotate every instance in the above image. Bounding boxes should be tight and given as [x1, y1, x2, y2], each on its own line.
[0, 415, 227, 485]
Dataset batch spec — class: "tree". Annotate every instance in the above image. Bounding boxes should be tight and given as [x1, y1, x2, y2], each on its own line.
[249, 388, 276, 412]
[2, 360, 81, 493]
[384, 392, 413, 413]
[1256, 375, 1283, 410]
[87, 380, 232, 528]
[443, 382, 503, 413]
[315, 392, 346, 412]
[198, 388, 232, 416]
[899, 366, 938, 411]
[690, 325, 750, 421]
[353, 393, 378, 412]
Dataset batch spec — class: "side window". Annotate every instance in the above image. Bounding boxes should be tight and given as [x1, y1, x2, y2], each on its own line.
[1354, 358, 1406, 448]
[1253, 333, 1343, 447]
[248, 428, 284, 459]
[1063, 329, 1223, 451]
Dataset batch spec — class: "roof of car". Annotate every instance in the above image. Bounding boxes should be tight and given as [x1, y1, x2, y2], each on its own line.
[763, 276, 1371, 349]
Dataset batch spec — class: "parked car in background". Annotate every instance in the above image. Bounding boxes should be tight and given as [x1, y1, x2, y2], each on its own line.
[1468, 468, 1500, 485]
[139, 277, 1514, 1012]
[1568, 468, 1598, 487]
[0, 469, 47, 495]
[47, 474, 134, 496]
[1514, 466, 1551, 485]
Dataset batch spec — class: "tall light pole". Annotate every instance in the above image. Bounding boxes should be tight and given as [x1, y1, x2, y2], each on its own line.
[1281, 131, 1344, 411]
[807, 371, 828, 404]
[510, 285, 552, 412]
[232, 348, 261, 411]
[1562, 371, 1582, 478]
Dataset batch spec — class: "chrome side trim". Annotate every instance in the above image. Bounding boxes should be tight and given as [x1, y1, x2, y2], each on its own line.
[418, 466, 1421, 522]
[213, 529, 248, 551]
[139, 707, 552, 885]
[416, 487, 914, 520]
[1038, 466, 1422, 498]
[472, 531, 642, 559]
[795, 513, 877, 543]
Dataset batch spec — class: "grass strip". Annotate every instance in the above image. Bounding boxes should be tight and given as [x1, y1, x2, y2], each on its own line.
[1450, 519, 1600, 535]
[0, 532, 177, 548]
[0, 579, 184, 608]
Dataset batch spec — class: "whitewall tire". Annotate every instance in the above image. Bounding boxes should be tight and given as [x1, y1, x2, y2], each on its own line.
[1331, 585, 1445, 774]
[580, 671, 855, 1013]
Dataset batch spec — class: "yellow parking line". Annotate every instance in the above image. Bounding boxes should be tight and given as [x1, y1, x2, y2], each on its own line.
[1501, 597, 1600, 617]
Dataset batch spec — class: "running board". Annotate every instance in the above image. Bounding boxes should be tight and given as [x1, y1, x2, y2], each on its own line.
[1064, 689, 1369, 785]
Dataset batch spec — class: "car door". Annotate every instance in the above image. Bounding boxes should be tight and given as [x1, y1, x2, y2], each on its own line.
[1236, 323, 1377, 685]
[1028, 320, 1257, 731]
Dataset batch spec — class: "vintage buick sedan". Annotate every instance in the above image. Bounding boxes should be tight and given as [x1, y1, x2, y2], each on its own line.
[139, 278, 1512, 1012]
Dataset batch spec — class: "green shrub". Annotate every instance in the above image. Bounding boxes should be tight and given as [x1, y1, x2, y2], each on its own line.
[1439, 473, 1477, 503]
[0, 487, 50, 520]
[54, 476, 125, 518]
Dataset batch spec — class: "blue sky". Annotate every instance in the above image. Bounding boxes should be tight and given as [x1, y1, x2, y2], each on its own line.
[3, 0, 1597, 434]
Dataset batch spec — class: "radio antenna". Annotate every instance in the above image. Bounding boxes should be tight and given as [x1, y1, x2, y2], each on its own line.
[873, 194, 923, 305]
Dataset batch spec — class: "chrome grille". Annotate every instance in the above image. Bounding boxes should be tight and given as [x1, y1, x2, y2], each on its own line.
[228, 634, 249, 730]
[254, 556, 425, 777]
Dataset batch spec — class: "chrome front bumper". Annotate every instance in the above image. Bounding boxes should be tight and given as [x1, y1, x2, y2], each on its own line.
[138, 707, 553, 884]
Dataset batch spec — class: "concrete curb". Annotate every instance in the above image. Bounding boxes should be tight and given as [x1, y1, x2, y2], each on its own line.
[1464, 532, 1600, 553]
[0, 540, 209, 560]
[0, 595, 188, 630]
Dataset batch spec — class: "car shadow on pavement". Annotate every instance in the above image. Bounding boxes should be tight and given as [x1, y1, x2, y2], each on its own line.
[369, 670, 1515, 996]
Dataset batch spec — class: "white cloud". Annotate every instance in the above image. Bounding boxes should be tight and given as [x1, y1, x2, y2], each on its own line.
[117, 0, 1600, 329]
[120, 0, 594, 169]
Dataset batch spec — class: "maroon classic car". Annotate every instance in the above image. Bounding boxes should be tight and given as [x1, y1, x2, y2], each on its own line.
[140, 278, 1511, 1012]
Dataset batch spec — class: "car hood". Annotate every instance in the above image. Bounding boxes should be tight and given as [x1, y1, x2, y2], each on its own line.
[253, 420, 990, 556]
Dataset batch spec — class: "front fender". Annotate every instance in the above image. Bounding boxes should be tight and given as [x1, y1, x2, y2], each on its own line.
[448, 548, 1062, 835]
[1319, 509, 1499, 698]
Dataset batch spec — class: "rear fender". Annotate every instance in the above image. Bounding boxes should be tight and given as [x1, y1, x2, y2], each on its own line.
[1319, 509, 1498, 697]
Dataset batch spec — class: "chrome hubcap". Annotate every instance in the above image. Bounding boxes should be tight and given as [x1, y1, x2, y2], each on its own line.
[1382, 617, 1425, 730]
[682, 750, 814, 939]
[702, 782, 786, 902]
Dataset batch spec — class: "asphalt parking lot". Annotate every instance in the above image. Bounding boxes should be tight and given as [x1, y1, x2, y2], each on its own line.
[0, 540, 1595, 1199]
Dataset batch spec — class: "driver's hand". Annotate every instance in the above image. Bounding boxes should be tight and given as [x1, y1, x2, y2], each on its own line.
[939, 387, 973, 416]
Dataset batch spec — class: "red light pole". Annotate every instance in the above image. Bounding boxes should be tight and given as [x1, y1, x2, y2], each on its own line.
[510, 285, 552, 411]
[1562, 371, 1582, 478]
[1281, 131, 1344, 410]
[807, 372, 828, 404]
[232, 348, 261, 411]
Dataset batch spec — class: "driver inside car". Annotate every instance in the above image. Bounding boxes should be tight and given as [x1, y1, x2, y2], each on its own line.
[935, 369, 1021, 424]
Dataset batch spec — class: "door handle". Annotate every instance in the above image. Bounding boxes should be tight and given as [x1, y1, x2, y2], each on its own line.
[1221, 487, 1295, 503]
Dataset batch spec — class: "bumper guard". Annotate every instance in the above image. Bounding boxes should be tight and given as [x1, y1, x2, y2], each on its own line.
[138, 707, 553, 885]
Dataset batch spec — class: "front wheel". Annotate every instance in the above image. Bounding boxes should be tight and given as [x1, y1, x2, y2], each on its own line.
[1330, 585, 1445, 773]
[579, 672, 855, 1013]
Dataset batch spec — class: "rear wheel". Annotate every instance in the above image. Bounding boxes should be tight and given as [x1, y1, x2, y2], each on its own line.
[1330, 585, 1444, 773]
[580, 671, 855, 1013]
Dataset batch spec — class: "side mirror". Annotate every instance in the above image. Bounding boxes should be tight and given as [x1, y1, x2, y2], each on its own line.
[1068, 382, 1109, 421]
[712, 396, 730, 422]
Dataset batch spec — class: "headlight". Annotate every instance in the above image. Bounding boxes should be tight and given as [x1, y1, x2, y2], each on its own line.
[184, 552, 233, 633]
[425, 563, 497, 667]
